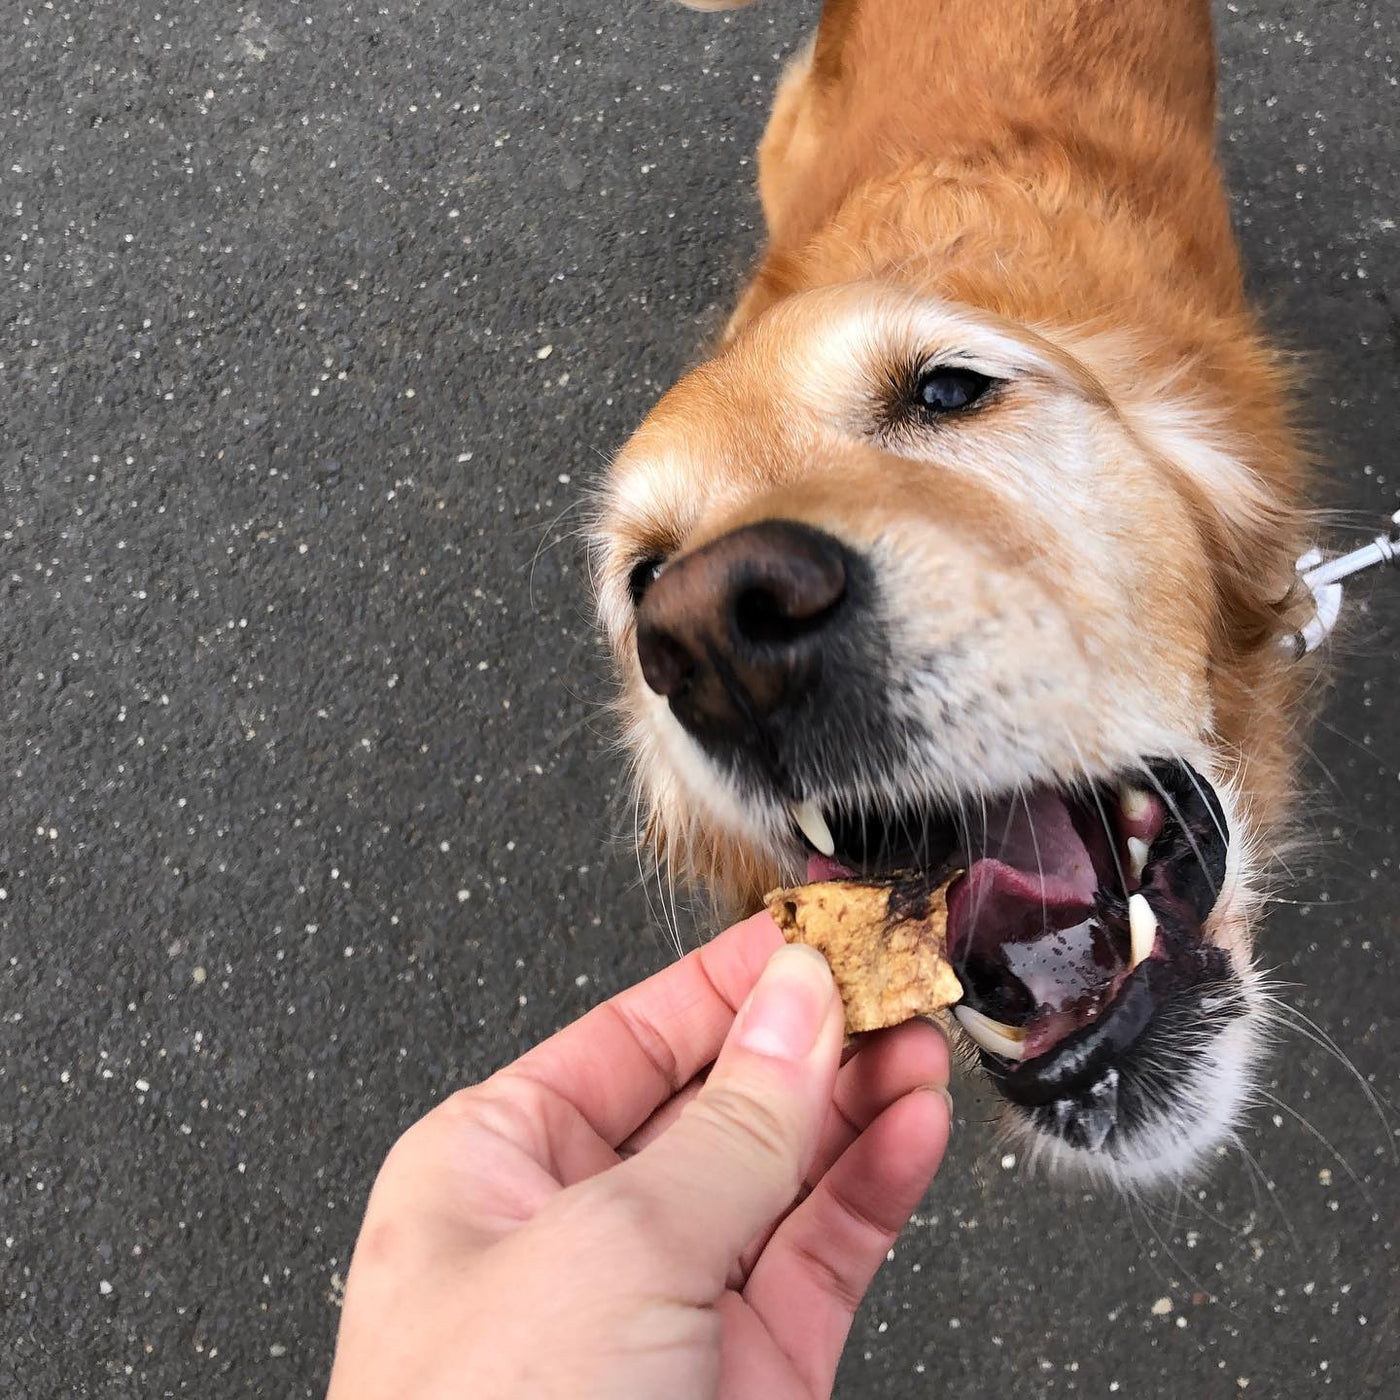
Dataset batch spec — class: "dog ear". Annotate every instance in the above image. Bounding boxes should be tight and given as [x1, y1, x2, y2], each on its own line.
[1097, 336, 1318, 824]
[1072, 330, 1312, 657]
[1127, 381, 1308, 654]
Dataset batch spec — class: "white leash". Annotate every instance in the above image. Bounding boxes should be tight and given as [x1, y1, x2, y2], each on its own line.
[1285, 509, 1400, 658]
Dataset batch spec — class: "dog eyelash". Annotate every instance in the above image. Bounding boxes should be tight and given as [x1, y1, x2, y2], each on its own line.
[913, 364, 997, 414]
[879, 360, 1001, 431]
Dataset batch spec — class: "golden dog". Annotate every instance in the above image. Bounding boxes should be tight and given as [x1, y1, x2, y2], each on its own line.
[592, 0, 1314, 1184]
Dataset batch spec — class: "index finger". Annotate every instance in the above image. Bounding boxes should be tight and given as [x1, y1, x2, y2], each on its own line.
[496, 911, 784, 1148]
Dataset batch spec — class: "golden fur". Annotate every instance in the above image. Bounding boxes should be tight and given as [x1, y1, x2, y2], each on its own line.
[591, 0, 1315, 1180]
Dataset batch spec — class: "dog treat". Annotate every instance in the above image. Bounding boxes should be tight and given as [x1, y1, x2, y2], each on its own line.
[765, 876, 963, 1034]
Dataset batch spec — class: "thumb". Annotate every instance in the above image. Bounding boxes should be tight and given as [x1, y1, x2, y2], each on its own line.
[612, 939, 845, 1287]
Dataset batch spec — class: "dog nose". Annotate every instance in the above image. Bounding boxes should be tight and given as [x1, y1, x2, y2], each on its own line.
[635, 520, 850, 743]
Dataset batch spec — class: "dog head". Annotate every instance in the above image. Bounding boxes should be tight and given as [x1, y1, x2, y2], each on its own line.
[593, 282, 1305, 1186]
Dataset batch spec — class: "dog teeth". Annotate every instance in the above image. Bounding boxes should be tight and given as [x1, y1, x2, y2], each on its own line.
[1126, 835, 1151, 882]
[1119, 784, 1153, 825]
[953, 1005, 1028, 1062]
[1128, 892, 1158, 970]
[791, 799, 836, 857]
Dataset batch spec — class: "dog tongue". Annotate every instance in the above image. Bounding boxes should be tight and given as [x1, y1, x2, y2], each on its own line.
[805, 791, 1096, 942]
[806, 852, 856, 882]
[947, 790, 1098, 952]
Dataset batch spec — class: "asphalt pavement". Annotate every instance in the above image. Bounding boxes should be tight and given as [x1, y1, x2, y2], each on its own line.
[2, 1, 1398, 1395]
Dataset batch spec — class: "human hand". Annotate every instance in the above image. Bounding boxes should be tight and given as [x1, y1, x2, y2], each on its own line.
[326, 912, 952, 1400]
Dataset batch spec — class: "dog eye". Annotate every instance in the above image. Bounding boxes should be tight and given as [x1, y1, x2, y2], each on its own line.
[627, 555, 665, 607]
[913, 366, 993, 414]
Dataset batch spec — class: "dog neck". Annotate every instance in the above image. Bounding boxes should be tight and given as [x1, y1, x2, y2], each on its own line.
[729, 0, 1242, 355]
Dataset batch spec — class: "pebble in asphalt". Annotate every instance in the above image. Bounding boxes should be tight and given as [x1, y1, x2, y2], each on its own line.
[2, 1, 1397, 1396]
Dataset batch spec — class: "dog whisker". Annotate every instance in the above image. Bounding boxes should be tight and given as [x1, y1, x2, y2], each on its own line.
[1250, 1086, 1375, 1210]
[589, 0, 1333, 1193]
[1137, 763, 1220, 901]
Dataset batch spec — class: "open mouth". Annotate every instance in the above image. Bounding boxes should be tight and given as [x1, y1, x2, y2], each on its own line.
[792, 759, 1233, 1148]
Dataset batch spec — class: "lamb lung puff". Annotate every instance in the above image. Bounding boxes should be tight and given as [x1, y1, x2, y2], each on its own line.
[765, 876, 963, 1034]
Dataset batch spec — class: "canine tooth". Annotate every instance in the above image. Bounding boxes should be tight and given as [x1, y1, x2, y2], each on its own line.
[953, 1005, 1028, 1062]
[1119, 785, 1153, 825]
[1128, 892, 1158, 970]
[1126, 835, 1151, 882]
[791, 799, 835, 857]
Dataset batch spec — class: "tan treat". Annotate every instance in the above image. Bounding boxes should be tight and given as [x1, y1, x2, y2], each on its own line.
[765, 877, 963, 1034]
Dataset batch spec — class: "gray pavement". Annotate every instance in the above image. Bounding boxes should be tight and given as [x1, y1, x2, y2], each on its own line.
[2, 1, 1397, 1395]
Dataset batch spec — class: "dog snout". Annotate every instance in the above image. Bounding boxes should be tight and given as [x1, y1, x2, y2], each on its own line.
[635, 520, 851, 743]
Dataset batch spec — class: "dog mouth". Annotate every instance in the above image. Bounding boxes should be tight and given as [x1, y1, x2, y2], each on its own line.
[792, 759, 1233, 1147]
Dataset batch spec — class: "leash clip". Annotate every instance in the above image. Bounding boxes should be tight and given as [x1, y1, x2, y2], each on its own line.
[1285, 508, 1400, 658]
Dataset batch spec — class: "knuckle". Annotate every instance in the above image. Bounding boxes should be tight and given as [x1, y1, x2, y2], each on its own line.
[790, 1235, 865, 1314]
[437, 1082, 489, 1124]
[549, 1171, 672, 1261]
[827, 1172, 903, 1243]
[691, 1084, 804, 1184]
[567, 1173, 650, 1234]
[439, 1079, 533, 1138]
[400, 1080, 545, 1170]
[607, 999, 684, 1096]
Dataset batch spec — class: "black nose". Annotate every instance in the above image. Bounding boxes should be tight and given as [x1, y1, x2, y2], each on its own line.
[635, 520, 852, 746]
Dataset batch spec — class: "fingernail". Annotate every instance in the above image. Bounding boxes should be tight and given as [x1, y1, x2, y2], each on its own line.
[914, 1084, 954, 1125]
[734, 943, 834, 1061]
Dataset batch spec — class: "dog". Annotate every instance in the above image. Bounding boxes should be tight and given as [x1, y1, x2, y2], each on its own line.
[591, 0, 1316, 1187]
